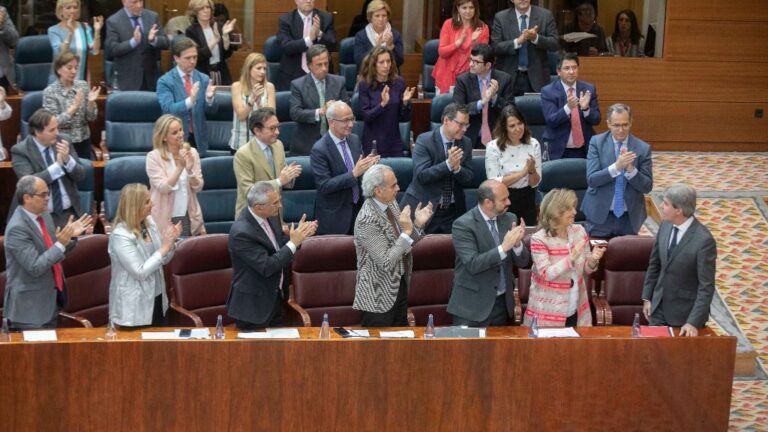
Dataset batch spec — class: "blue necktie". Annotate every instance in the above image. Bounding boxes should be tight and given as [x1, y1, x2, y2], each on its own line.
[487, 219, 507, 295]
[518, 15, 529, 69]
[43, 147, 64, 214]
[613, 141, 626, 218]
[263, 145, 275, 176]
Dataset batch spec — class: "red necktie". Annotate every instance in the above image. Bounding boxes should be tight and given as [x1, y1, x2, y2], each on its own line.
[36, 216, 64, 292]
[184, 73, 194, 134]
[568, 87, 584, 148]
[480, 79, 492, 146]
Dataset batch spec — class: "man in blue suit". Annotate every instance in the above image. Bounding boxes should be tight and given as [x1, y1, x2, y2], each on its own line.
[581, 103, 653, 237]
[541, 53, 600, 160]
[310, 101, 379, 235]
[157, 37, 218, 157]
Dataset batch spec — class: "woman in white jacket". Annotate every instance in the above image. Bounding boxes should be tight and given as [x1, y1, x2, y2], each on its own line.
[108, 183, 181, 327]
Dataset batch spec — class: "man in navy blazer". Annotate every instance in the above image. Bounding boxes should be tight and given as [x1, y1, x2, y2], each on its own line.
[310, 101, 379, 235]
[276, 0, 337, 91]
[541, 53, 601, 160]
[226, 181, 317, 330]
[581, 103, 653, 237]
[289, 44, 349, 156]
[401, 103, 474, 234]
[157, 37, 218, 157]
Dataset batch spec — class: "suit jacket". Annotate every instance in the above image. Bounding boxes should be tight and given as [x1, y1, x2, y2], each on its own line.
[10, 136, 85, 218]
[157, 68, 219, 157]
[453, 69, 514, 148]
[233, 138, 289, 218]
[541, 79, 601, 159]
[145, 148, 205, 235]
[276, 8, 337, 91]
[352, 198, 422, 313]
[447, 207, 530, 322]
[310, 132, 362, 235]
[353, 27, 404, 69]
[0, 7, 19, 85]
[289, 73, 349, 156]
[226, 209, 294, 325]
[491, 6, 559, 92]
[642, 218, 717, 328]
[185, 20, 233, 85]
[3, 207, 70, 327]
[104, 8, 169, 91]
[401, 128, 474, 213]
[581, 132, 653, 234]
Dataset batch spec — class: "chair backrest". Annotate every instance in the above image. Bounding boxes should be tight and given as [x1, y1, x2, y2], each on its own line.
[339, 37, 357, 93]
[20, 91, 44, 138]
[548, 50, 560, 82]
[538, 158, 588, 222]
[429, 93, 454, 130]
[282, 156, 315, 224]
[264, 35, 281, 86]
[14, 36, 53, 92]
[205, 90, 234, 157]
[77, 159, 96, 215]
[104, 91, 162, 158]
[0, 237, 6, 318]
[409, 234, 455, 325]
[514, 94, 546, 146]
[60, 234, 111, 327]
[167, 234, 233, 327]
[422, 39, 439, 98]
[290, 235, 360, 326]
[275, 91, 296, 153]
[379, 157, 412, 202]
[199, 156, 237, 233]
[463, 156, 487, 210]
[603, 235, 655, 325]
[102, 156, 150, 223]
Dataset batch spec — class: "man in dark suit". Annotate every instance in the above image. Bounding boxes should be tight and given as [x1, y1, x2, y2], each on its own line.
[226, 181, 317, 330]
[448, 179, 529, 326]
[310, 101, 379, 235]
[581, 103, 653, 237]
[642, 184, 716, 337]
[4, 176, 89, 329]
[491, 0, 559, 96]
[104, 0, 170, 91]
[541, 52, 601, 159]
[276, 0, 337, 91]
[453, 43, 513, 148]
[401, 102, 474, 234]
[157, 37, 219, 157]
[289, 44, 349, 156]
[10, 109, 85, 228]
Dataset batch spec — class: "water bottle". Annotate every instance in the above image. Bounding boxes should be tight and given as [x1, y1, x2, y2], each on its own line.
[110, 70, 119, 93]
[214, 314, 225, 340]
[319, 313, 330, 339]
[0, 145, 6, 162]
[409, 131, 415, 154]
[416, 74, 424, 99]
[424, 314, 435, 339]
[1, 318, 10, 342]
[528, 313, 539, 338]
[631, 313, 641, 337]
[105, 317, 117, 340]
[370, 140, 378, 156]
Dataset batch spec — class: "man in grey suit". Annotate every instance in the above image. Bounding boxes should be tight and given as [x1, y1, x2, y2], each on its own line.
[448, 179, 529, 326]
[105, 0, 170, 91]
[11, 109, 86, 228]
[491, 0, 559, 96]
[642, 184, 717, 337]
[581, 103, 653, 237]
[289, 44, 349, 156]
[4, 176, 90, 329]
[0, 6, 19, 91]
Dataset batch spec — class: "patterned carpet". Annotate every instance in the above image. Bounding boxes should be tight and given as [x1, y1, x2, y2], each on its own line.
[649, 152, 768, 431]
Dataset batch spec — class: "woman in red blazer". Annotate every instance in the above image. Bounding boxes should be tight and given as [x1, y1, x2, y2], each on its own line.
[432, 0, 489, 95]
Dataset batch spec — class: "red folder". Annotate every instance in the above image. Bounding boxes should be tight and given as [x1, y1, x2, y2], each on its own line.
[639, 326, 674, 337]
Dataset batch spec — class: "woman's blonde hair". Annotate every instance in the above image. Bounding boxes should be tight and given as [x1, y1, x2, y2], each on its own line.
[56, 0, 80, 21]
[152, 114, 183, 161]
[238, 52, 268, 94]
[187, 0, 214, 19]
[366, 0, 391, 22]
[113, 183, 150, 238]
[538, 188, 578, 235]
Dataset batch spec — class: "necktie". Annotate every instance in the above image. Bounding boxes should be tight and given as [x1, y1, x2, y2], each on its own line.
[385, 207, 400, 235]
[261, 220, 283, 291]
[317, 80, 327, 135]
[518, 15, 528, 69]
[184, 74, 194, 134]
[441, 141, 454, 208]
[668, 226, 679, 253]
[130, 15, 141, 32]
[263, 145, 275, 176]
[338, 140, 359, 203]
[568, 88, 585, 148]
[613, 141, 626, 218]
[43, 147, 64, 214]
[37, 216, 64, 292]
[487, 219, 507, 295]
[480, 79, 492, 145]
[301, 16, 311, 73]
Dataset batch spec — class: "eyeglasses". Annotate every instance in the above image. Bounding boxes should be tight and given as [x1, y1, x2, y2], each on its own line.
[258, 201, 282, 208]
[469, 58, 487, 65]
[31, 192, 50, 198]
[451, 119, 470, 130]
[608, 123, 631, 129]
[264, 125, 280, 132]
[330, 117, 355, 124]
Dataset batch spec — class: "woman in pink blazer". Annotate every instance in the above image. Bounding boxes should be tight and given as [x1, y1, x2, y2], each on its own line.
[146, 114, 206, 237]
[432, 0, 489, 95]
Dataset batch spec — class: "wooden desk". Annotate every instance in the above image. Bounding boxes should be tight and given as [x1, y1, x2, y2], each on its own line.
[0, 327, 735, 431]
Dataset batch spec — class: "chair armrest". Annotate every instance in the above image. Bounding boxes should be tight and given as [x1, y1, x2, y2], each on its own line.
[84, 200, 97, 235]
[513, 285, 522, 325]
[58, 311, 93, 328]
[407, 309, 415, 327]
[99, 202, 113, 234]
[167, 302, 204, 327]
[91, 142, 103, 161]
[591, 295, 610, 326]
[286, 299, 311, 327]
[99, 136, 110, 161]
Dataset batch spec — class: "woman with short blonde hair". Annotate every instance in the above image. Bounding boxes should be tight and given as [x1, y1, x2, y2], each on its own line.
[185, 0, 235, 84]
[48, 0, 103, 82]
[353, 0, 404, 68]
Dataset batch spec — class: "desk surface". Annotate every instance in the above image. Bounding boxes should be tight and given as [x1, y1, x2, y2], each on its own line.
[0, 326, 734, 431]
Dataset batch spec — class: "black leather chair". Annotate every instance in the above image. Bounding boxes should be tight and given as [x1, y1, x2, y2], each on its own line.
[199, 156, 237, 233]
[275, 91, 296, 153]
[205, 90, 234, 157]
[104, 91, 162, 158]
[282, 156, 315, 224]
[20, 91, 43, 138]
[514, 94, 547, 158]
[339, 37, 357, 94]
[422, 39, 439, 99]
[101, 156, 150, 232]
[538, 158, 589, 222]
[14, 36, 53, 92]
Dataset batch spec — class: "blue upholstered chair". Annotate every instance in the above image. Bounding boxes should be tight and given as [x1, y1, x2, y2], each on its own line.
[205, 90, 234, 157]
[538, 158, 588, 222]
[339, 37, 357, 94]
[198, 156, 237, 233]
[429, 93, 454, 130]
[100, 156, 150, 232]
[463, 156, 487, 210]
[77, 159, 96, 217]
[275, 91, 297, 153]
[514, 94, 547, 159]
[20, 91, 43, 138]
[379, 157, 412, 202]
[264, 36, 282, 90]
[104, 91, 161, 158]
[14, 36, 53, 92]
[282, 156, 315, 224]
[422, 39, 439, 99]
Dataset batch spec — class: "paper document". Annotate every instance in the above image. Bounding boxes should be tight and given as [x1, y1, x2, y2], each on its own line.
[561, 32, 596, 43]
[379, 330, 415, 338]
[237, 328, 301, 339]
[347, 329, 370, 338]
[175, 328, 211, 339]
[536, 327, 581, 338]
[22, 330, 57, 342]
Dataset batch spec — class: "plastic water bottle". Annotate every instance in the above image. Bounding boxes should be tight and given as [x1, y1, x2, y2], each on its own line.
[214, 314, 225, 339]
[319, 313, 331, 339]
[370, 140, 378, 156]
[110, 70, 119, 93]
[417, 74, 424, 99]
[424, 314, 435, 339]
[1, 318, 10, 342]
[631, 313, 641, 337]
[528, 313, 539, 338]
[105, 317, 117, 340]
